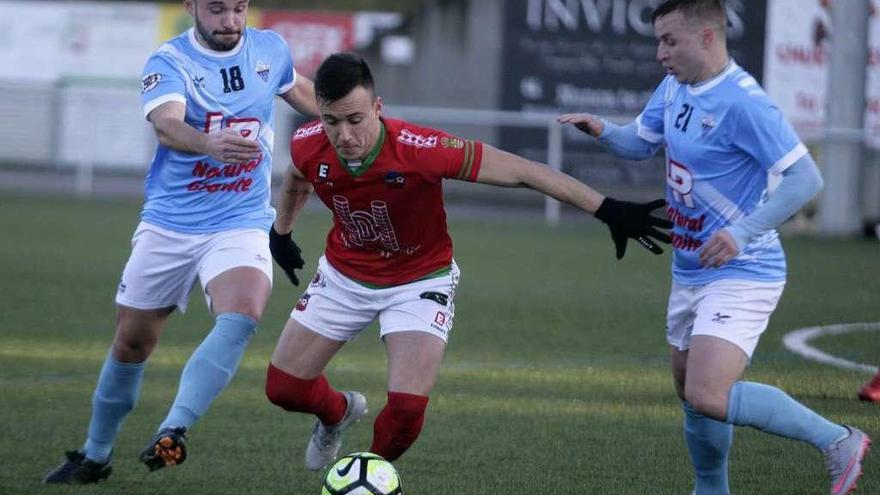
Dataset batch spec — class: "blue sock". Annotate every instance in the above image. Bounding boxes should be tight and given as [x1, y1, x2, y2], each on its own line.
[159, 313, 257, 431]
[82, 355, 145, 462]
[726, 381, 848, 450]
[683, 401, 732, 495]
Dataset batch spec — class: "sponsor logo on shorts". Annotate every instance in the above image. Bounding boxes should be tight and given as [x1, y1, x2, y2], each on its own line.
[711, 312, 731, 324]
[430, 311, 450, 335]
[117, 282, 127, 294]
[296, 293, 311, 312]
[420, 291, 448, 306]
[310, 270, 326, 288]
[255, 254, 268, 264]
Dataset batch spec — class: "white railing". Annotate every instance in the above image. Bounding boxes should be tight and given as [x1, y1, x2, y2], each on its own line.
[385, 105, 565, 225]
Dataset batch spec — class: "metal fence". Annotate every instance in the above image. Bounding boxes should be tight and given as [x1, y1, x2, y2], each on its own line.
[2, 79, 878, 229]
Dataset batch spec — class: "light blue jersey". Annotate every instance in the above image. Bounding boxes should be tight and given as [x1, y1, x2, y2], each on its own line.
[139, 27, 296, 234]
[636, 61, 807, 285]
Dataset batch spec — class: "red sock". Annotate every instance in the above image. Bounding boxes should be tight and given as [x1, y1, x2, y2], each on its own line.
[370, 391, 429, 461]
[265, 363, 346, 425]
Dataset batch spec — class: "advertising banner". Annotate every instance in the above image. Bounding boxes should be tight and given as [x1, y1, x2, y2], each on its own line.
[500, 0, 767, 186]
[261, 11, 355, 77]
[763, 0, 880, 148]
[0, 1, 157, 82]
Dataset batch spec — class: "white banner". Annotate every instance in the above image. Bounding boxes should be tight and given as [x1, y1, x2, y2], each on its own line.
[763, 0, 880, 147]
[0, 1, 159, 82]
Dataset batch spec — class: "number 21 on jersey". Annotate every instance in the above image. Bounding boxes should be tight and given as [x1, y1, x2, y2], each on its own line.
[667, 158, 695, 208]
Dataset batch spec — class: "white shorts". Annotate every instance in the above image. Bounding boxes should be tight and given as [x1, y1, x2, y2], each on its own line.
[666, 278, 785, 358]
[115, 221, 272, 313]
[291, 256, 459, 343]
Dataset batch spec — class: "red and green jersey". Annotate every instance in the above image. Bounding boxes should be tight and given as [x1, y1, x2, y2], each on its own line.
[290, 117, 483, 286]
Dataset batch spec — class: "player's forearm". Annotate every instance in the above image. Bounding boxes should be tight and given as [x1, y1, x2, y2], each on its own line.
[274, 166, 313, 234]
[153, 118, 210, 156]
[282, 76, 319, 117]
[598, 121, 661, 161]
[478, 146, 605, 213]
[524, 163, 605, 214]
[726, 154, 824, 249]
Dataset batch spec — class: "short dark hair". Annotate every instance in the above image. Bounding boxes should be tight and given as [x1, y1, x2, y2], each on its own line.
[651, 0, 727, 30]
[314, 53, 375, 103]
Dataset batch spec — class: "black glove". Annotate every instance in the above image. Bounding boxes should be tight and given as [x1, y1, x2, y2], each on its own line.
[269, 226, 305, 286]
[594, 197, 673, 259]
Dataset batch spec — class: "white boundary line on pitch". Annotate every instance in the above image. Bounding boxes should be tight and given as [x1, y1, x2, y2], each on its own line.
[782, 322, 880, 374]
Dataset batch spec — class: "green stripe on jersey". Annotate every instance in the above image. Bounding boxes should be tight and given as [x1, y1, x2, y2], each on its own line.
[349, 265, 452, 289]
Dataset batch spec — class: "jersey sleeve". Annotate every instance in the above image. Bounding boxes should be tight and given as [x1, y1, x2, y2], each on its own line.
[634, 77, 670, 144]
[442, 136, 483, 182]
[289, 121, 324, 176]
[140, 53, 187, 120]
[733, 94, 807, 175]
[402, 128, 482, 182]
[269, 31, 296, 95]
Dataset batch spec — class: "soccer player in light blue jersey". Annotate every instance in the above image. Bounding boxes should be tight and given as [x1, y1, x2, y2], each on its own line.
[44, 0, 318, 484]
[559, 1, 870, 494]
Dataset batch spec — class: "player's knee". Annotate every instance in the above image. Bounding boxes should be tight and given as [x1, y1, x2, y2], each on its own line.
[265, 364, 291, 408]
[683, 386, 727, 419]
[673, 377, 687, 401]
[232, 304, 264, 324]
[265, 363, 314, 412]
[111, 337, 155, 362]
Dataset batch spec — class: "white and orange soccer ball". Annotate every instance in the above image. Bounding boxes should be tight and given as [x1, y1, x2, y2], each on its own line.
[321, 452, 402, 495]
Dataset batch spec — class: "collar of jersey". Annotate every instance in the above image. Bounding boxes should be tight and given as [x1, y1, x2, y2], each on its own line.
[687, 59, 737, 96]
[187, 27, 245, 58]
[336, 121, 386, 177]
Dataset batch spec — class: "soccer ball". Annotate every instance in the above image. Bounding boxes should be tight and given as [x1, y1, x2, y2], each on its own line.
[321, 452, 402, 495]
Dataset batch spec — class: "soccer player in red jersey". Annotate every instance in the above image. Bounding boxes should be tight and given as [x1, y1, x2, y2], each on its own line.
[263, 53, 672, 470]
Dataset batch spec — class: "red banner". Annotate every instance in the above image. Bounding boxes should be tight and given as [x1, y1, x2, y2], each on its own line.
[261, 11, 355, 77]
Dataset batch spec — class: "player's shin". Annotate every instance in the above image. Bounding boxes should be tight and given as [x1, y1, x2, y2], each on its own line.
[265, 363, 347, 425]
[683, 401, 733, 495]
[159, 313, 257, 430]
[370, 391, 429, 461]
[83, 354, 145, 462]
[726, 381, 847, 449]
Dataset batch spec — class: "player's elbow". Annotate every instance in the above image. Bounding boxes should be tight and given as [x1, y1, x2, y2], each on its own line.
[155, 130, 175, 148]
[152, 121, 178, 148]
[804, 160, 824, 199]
[812, 170, 825, 194]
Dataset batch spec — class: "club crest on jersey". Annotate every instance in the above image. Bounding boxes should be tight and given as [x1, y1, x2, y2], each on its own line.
[384, 171, 406, 188]
[142, 73, 161, 93]
[256, 61, 270, 82]
[701, 115, 717, 136]
[317, 163, 331, 182]
[441, 137, 465, 149]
